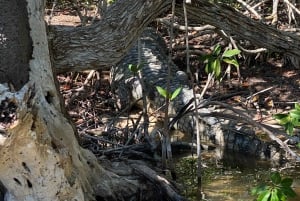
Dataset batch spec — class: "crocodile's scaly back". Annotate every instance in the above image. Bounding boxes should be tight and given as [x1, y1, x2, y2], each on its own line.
[111, 28, 280, 160]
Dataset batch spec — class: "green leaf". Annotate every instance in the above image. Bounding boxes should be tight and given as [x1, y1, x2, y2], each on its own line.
[273, 114, 290, 125]
[212, 44, 222, 56]
[222, 49, 241, 57]
[271, 172, 281, 185]
[285, 122, 295, 135]
[128, 64, 139, 73]
[156, 86, 168, 99]
[291, 117, 300, 127]
[222, 58, 240, 68]
[281, 186, 297, 198]
[170, 87, 182, 101]
[270, 189, 279, 201]
[205, 61, 214, 74]
[213, 59, 221, 78]
[294, 103, 300, 111]
[251, 184, 267, 195]
[276, 190, 286, 201]
[281, 178, 293, 187]
[290, 109, 300, 119]
[128, 63, 143, 73]
[137, 63, 144, 71]
[200, 54, 212, 63]
[258, 190, 271, 201]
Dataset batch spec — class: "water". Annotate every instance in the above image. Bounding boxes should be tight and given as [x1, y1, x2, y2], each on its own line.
[175, 149, 300, 201]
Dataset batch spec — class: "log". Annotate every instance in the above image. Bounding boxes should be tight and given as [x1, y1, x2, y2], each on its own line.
[51, 0, 171, 73]
[178, 0, 300, 58]
[130, 163, 187, 201]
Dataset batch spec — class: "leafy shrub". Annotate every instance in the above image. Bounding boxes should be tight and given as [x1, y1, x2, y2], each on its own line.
[273, 103, 300, 135]
[251, 171, 297, 201]
[201, 44, 240, 80]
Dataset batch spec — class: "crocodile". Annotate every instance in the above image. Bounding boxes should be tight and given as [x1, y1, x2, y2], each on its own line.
[110, 28, 283, 159]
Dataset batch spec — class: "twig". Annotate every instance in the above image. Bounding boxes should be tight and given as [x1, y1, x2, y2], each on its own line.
[47, 0, 57, 25]
[118, 112, 143, 158]
[83, 133, 122, 146]
[283, 0, 300, 16]
[246, 86, 274, 100]
[237, 0, 262, 20]
[161, 0, 176, 179]
[102, 143, 145, 155]
[183, 0, 202, 188]
[237, 44, 267, 54]
[137, 38, 150, 138]
[252, 0, 269, 10]
[157, 18, 216, 32]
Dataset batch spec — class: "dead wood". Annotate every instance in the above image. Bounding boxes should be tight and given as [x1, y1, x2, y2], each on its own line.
[130, 163, 188, 201]
[178, 0, 300, 58]
[51, 0, 172, 73]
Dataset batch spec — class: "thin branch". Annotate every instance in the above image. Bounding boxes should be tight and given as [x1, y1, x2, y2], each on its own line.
[237, 44, 267, 54]
[283, 0, 300, 16]
[246, 86, 275, 100]
[183, 0, 202, 188]
[237, 0, 262, 20]
[157, 18, 216, 31]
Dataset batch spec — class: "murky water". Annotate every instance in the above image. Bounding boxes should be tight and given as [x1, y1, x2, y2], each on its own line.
[175, 149, 300, 201]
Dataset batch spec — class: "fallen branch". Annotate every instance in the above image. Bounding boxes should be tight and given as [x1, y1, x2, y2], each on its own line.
[130, 163, 187, 201]
[179, 0, 300, 58]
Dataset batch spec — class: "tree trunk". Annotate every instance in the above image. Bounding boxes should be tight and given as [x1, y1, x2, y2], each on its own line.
[0, 1, 137, 200]
[179, 0, 300, 58]
[51, 0, 300, 74]
[51, 0, 171, 73]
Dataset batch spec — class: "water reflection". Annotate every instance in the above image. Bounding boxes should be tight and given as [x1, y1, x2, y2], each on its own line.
[175, 148, 300, 201]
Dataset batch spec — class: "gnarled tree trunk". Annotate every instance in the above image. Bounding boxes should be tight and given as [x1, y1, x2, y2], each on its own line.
[0, 1, 137, 200]
[51, 0, 300, 74]
[52, 0, 171, 73]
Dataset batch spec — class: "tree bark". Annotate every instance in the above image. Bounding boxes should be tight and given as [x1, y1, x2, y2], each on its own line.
[52, 0, 171, 73]
[0, 1, 137, 200]
[179, 0, 300, 58]
[51, 0, 300, 74]
[0, 0, 31, 90]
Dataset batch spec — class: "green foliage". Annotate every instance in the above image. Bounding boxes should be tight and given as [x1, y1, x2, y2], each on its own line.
[170, 87, 182, 101]
[273, 103, 300, 135]
[108, 0, 116, 4]
[201, 44, 240, 80]
[128, 63, 143, 73]
[251, 172, 297, 201]
[156, 86, 182, 101]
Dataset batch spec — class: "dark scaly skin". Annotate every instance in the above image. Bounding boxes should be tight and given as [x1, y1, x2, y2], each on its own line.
[111, 28, 281, 159]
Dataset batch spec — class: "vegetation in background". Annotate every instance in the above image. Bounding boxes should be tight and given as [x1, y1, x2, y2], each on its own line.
[251, 171, 297, 201]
